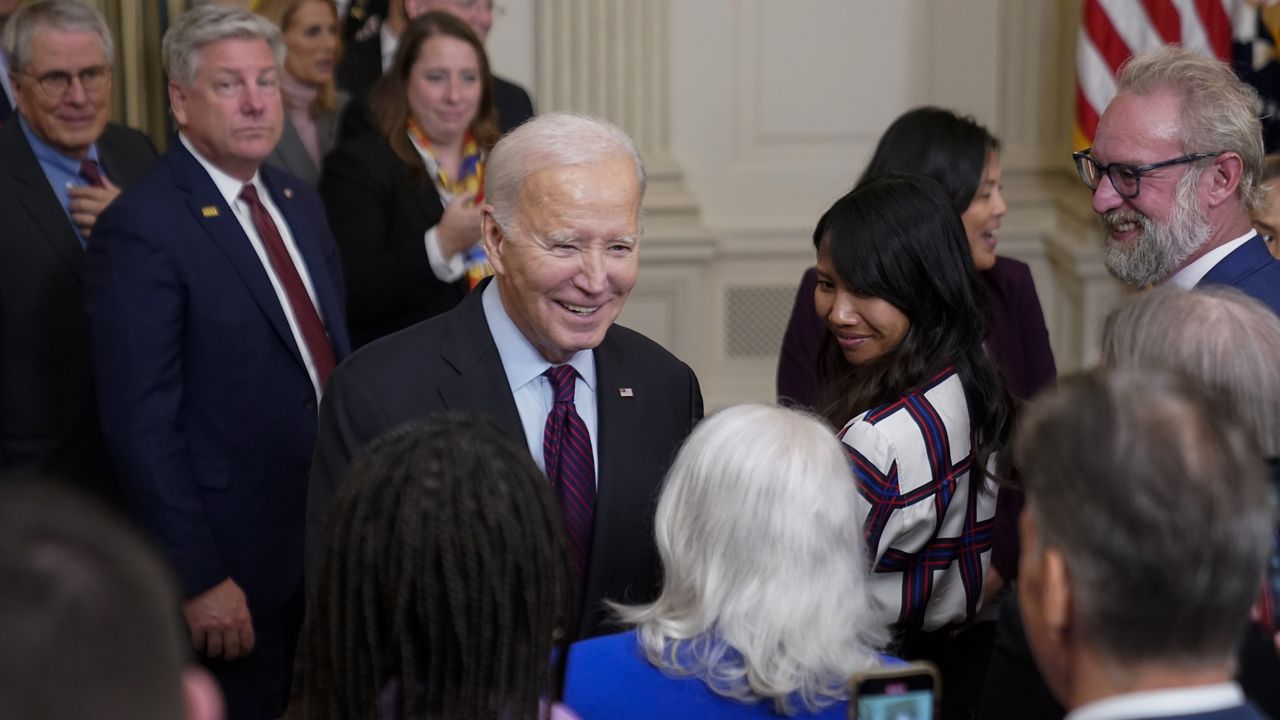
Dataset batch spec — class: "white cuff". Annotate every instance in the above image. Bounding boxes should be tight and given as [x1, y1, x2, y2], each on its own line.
[425, 226, 466, 282]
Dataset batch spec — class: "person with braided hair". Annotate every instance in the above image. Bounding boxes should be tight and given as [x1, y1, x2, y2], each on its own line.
[288, 412, 578, 720]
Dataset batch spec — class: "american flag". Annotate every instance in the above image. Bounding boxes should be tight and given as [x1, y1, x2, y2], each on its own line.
[1075, 0, 1235, 149]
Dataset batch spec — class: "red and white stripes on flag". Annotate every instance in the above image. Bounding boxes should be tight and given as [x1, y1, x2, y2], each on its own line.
[1076, 0, 1235, 149]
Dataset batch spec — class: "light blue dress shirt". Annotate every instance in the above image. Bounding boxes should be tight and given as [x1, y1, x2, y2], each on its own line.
[481, 280, 600, 483]
[19, 115, 102, 247]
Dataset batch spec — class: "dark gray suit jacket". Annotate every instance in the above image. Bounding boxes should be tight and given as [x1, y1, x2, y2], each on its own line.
[265, 97, 347, 188]
[0, 118, 156, 498]
[307, 278, 703, 638]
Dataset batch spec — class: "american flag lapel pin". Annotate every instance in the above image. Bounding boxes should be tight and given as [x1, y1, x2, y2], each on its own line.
[618, 388, 634, 398]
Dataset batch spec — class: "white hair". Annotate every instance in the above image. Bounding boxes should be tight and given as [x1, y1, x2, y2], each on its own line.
[4, 0, 115, 71]
[483, 113, 646, 232]
[614, 404, 889, 714]
[1118, 46, 1265, 210]
[1102, 284, 1280, 456]
[162, 4, 284, 88]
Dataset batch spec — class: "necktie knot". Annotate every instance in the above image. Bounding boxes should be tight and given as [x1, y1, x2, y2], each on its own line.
[240, 184, 262, 206]
[545, 364, 577, 404]
[79, 158, 104, 188]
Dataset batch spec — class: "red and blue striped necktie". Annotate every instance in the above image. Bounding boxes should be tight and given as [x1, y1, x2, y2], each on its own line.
[542, 364, 596, 575]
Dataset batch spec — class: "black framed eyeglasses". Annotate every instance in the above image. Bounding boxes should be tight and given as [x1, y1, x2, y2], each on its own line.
[21, 65, 111, 98]
[1072, 147, 1224, 199]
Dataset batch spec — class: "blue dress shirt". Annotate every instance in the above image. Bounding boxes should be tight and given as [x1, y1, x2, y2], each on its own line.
[481, 280, 600, 481]
[19, 114, 101, 247]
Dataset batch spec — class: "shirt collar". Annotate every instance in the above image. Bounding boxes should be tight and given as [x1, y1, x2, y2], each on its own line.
[179, 132, 264, 206]
[1168, 230, 1256, 289]
[1066, 681, 1244, 720]
[481, 280, 596, 393]
[19, 113, 100, 170]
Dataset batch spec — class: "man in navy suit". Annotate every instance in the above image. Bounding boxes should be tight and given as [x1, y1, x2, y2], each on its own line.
[1017, 370, 1272, 720]
[85, 6, 350, 718]
[1074, 45, 1280, 313]
[308, 113, 702, 640]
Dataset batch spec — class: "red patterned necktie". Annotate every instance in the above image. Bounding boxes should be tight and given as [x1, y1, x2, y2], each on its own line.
[79, 159, 104, 188]
[542, 364, 596, 576]
[239, 184, 336, 387]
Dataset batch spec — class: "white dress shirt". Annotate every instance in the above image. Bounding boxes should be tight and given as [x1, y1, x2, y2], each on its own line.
[482, 280, 600, 482]
[180, 134, 327, 401]
[1066, 682, 1245, 720]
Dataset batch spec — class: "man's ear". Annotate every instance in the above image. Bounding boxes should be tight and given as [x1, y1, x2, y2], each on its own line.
[1042, 547, 1073, 641]
[481, 206, 507, 275]
[182, 667, 224, 720]
[168, 81, 189, 128]
[1203, 152, 1244, 209]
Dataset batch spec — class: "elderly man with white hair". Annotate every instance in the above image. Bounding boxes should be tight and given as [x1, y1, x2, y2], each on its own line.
[309, 112, 704, 641]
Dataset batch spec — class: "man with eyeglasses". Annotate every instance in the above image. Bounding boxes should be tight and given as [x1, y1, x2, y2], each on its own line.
[0, 0, 155, 502]
[83, 5, 350, 718]
[1072, 45, 1280, 314]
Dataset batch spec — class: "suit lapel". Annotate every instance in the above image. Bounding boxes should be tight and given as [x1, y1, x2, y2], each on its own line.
[436, 282, 525, 443]
[1, 120, 87, 284]
[587, 330, 643, 583]
[167, 142, 303, 366]
[593, 331, 640, 492]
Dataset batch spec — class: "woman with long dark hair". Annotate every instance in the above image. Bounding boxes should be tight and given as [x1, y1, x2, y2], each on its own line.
[814, 176, 1015, 717]
[778, 107, 1055, 406]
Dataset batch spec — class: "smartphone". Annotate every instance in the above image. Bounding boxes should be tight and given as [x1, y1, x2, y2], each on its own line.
[848, 661, 939, 720]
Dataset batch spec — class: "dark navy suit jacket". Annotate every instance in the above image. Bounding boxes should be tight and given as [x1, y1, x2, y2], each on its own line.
[1198, 234, 1280, 315]
[307, 278, 702, 639]
[0, 119, 156, 499]
[85, 139, 351, 617]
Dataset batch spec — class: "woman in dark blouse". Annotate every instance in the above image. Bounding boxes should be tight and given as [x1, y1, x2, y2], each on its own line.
[776, 107, 1055, 407]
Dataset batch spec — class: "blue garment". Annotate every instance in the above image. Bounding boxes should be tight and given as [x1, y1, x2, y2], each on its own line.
[565, 630, 897, 719]
[18, 115, 100, 247]
[1197, 234, 1280, 316]
[481, 281, 599, 476]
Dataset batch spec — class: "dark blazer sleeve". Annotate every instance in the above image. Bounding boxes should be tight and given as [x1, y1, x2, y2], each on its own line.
[493, 75, 535, 134]
[86, 198, 228, 598]
[99, 124, 160, 186]
[983, 257, 1056, 401]
[306, 352, 390, 577]
[776, 267, 825, 409]
[319, 133, 463, 346]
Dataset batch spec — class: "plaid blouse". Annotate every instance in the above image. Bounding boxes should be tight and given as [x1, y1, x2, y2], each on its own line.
[837, 366, 997, 632]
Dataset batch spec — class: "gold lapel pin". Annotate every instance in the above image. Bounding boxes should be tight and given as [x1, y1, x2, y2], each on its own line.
[201, 206, 220, 218]
[619, 388, 634, 398]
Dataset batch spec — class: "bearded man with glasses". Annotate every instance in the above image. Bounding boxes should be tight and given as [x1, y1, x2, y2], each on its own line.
[0, 0, 156, 503]
[1070, 45, 1280, 314]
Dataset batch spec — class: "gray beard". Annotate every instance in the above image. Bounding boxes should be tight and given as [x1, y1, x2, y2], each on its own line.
[1100, 170, 1212, 286]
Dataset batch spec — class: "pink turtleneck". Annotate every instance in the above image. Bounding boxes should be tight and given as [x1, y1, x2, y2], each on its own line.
[281, 72, 322, 168]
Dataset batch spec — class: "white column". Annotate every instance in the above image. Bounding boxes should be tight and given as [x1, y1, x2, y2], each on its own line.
[535, 0, 712, 368]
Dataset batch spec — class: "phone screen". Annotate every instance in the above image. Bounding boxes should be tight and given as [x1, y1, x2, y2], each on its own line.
[849, 663, 937, 720]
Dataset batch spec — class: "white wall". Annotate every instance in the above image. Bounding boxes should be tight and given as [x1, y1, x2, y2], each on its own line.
[498, 1, 1117, 408]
